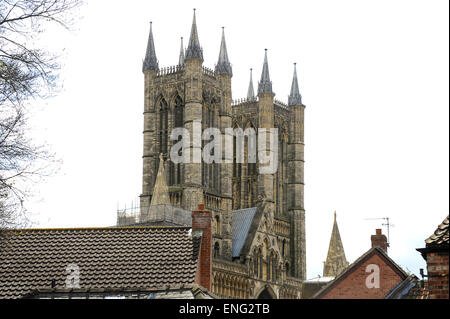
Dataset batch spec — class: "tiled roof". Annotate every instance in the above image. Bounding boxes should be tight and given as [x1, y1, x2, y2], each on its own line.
[312, 247, 408, 299]
[0, 226, 201, 299]
[425, 215, 449, 246]
[232, 207, 257, 257]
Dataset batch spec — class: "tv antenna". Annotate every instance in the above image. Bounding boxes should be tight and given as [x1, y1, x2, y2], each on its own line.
[364, 217, 394, 247]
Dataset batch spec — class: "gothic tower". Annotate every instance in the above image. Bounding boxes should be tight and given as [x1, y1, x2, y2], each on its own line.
[139, 11, 234, 259]
[136, 10, 306, 298]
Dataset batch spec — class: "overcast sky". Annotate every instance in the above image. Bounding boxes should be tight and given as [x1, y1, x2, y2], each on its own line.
[27, 0, 448, 279]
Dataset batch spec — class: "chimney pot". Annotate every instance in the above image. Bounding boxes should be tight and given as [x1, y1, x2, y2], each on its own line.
[198, 204, 205, 211]
[376, 228, 382, 235]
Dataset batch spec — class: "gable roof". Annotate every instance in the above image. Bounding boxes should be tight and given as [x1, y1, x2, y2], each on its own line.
[232, 207, 257, 257]
[313, 246, 408, 299]
[0, 226, 201, 299]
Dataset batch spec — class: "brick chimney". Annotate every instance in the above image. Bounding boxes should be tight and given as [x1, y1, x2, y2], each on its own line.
[192, 204, 212, 291]
[371, 228, 388, 252]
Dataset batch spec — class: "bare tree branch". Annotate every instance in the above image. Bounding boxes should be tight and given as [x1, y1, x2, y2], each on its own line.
[1, 0, 82, 227]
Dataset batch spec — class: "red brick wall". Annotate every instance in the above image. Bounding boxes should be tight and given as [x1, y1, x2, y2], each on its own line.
[192, 204, 212, 291]
[320, 253, 405, 299]
[426, 251, 449, 299]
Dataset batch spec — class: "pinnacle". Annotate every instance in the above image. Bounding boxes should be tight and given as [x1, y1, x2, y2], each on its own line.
[258, 49, 273, 95]
[185, 9, 203, 61]
[143, 21, 158, 71]
[288, 62, 302, 106]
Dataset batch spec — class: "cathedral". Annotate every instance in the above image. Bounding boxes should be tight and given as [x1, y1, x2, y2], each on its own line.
[118, 10, 306, 299]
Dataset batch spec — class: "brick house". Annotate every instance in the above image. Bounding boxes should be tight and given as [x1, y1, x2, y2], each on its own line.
[417, 215, 449, 299]
[0, 205, 215, 299]
[313, 229, 409, 299]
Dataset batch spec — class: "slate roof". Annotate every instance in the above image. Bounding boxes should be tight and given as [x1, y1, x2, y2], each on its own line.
[232, 207, 257, 258]
[384, 274, 428, 299]
[425, 215, 449, 246]
[0, 226, 201, 299]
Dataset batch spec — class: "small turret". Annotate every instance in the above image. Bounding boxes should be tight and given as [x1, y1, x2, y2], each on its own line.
[185, 9, 203, 61]
[143, 22, 158, 72]
[288, 63, 302, 106]
[215, 27, 232, 75]
[258, 49, 273, 95]
[178, 37, 185, 66]
[247, 68, 255, 101]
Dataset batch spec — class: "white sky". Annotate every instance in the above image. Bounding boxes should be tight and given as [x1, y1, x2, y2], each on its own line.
[27, 0, 449, 279]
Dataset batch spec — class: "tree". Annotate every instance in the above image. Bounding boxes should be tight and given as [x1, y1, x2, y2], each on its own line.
[0, 0, 82, 227]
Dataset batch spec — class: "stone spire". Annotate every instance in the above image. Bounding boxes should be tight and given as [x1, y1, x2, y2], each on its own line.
[288, 63, 302, 106]
[178, 37, 185, 66]
[323, 211, 349, 277]
[215, 27, 232, 75]
[149, 154, 170, 207]
[185, 9, 203, 61]
[258, 49, 273, 95]
[143, 22, 158, 72]
[247, 68, 255, 100]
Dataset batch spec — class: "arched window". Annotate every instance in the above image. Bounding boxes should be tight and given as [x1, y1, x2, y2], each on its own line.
[263, 241, 269, 280]
[272, 256, 277, 282]
[214, 242, 220, 258]
[285, 262, 290, 276]
[174, 96, 184, 185]
[214, 215, 221, 235]
[232, 129, 242, 210]
[259, 252, 263, 279]
[202, 102, 220, 191]
[282, 239, 286, 257]
[159, 99, 168, 155]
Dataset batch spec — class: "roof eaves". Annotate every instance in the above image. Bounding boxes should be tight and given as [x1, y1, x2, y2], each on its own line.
[312, 247, 408, 299]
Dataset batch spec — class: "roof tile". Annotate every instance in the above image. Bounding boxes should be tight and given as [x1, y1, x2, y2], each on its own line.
[0, 226, 199, 299]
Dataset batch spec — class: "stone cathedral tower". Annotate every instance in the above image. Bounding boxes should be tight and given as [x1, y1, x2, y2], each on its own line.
[132, 10, 306, 299]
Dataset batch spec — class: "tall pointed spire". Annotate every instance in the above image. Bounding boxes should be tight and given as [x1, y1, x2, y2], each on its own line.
[143, 22, 158, 72]
[185, 9, 203, 61]
[247, 68, 255, 100]
[215, 27, 232, 75]
[178, 37, 185, 66]
[323, 212, 349, 277]
[288, 63, 302, 106]
[258, 49, 273, 94]
[149, 154, 170, 207]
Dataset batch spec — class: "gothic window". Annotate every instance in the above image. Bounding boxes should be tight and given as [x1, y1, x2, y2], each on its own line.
[259, 252, 263, 279]
[159, 99, 168, 155]
[285, 262, 290, 276]
[214, 242, 220, 258]
[247, 180, 252, 207]
[272, 256, 277, 282]
[263, 240, 270, 281]
[282, 239, 286, 256]
[202, 102, 219, 191]
[174, 96, 183, 185]
[232, 130, 242, 210]
[214, 215, 221, 235]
